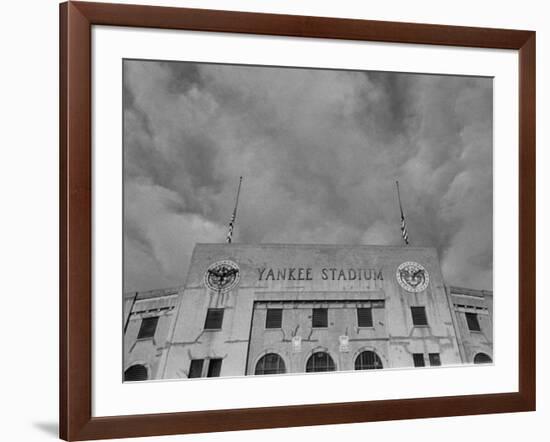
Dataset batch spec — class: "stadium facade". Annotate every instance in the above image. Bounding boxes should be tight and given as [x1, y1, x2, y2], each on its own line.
[123, 243, 493, 381]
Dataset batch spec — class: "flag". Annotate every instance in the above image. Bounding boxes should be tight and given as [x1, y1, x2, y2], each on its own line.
[400, 212, 409, 245]
[226, 221, 235, 243]
[226, 177, 243, 243]
[396, 181, 409, 245]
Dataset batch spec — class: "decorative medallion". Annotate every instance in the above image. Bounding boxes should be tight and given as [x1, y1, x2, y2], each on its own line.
[396, 261, 429, 292]
[204, 260, 240, 292]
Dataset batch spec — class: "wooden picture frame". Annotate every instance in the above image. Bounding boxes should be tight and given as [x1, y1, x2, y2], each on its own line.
[59, 1, 536, 440]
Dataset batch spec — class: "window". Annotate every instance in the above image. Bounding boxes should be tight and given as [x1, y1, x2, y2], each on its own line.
[265, 309, 283, 329]
[204, 308, 224, 330]
[474, 353, 493, 364]
[207, 358, 223, 377]
[188, 359, 204, 378]
[312, 308, 328, 328]
[357, 308, 373, 327]
[124, 364, 148, 382]
[413, 353, 425, 367]
[429, 353, 441, 366]
[306, 352, 336, 372]
[411, 306, 428, 326]
[137, 316, 159, 339]
[255, 353, 286, 375]
[355, 351, 383, 370]
[188, 358, 223, 378]
[466, 312, 481, 331]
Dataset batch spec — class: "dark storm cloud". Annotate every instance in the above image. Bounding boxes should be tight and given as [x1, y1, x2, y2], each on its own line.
[123, 60, 493, 293]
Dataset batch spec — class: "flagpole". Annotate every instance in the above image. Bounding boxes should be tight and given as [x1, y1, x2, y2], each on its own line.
[226, 176, 243, 243]
[396, 181, 409, 245]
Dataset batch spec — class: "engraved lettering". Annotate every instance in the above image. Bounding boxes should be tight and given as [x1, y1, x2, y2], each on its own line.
[257, 268, 266, 280]
[288, 268, 296, 280]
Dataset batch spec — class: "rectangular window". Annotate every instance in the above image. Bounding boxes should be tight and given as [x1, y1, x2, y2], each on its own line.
[265, 309, 283, 329]
[312, 308, 328, 328]
[429, 353, 442, 366]
[465, 312, 481, 331]
[357, 308, 373, 327]
[137, 316, 159, 339]
[207, 358, 223, 377]
[413, 353, 425, 367]
[188, 359, 204, 378]
[204, 308, 224, 330]
[411, 306, 428, 326]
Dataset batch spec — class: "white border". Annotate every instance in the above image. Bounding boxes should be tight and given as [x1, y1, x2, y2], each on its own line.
[93, 25, 518, 417]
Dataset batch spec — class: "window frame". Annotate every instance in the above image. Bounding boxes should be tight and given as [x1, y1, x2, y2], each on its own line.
[188, 359, 204, 379]
[254, 353, 287, 375]
[204, 308, 225, 330]
[428, 353, 442, 367]
[357, 307, 374, 328]
[312, 308, 329, 328]
[265, 308, 283, 329]
[354, 350, 384, 370]
[410, 306, 429, 327]
[123, 364, 149, 382]
[413, 353, 426, 367]
[473, 352, 493, 364]
[136, 316, 159, 340]
[207, 358, 223, 377]
[465, 312, 482, 332]
[305, 351, 336, 372]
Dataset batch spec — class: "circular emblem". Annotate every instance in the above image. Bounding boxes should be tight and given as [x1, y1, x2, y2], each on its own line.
[204, 260, 240, 292]
[396, 261, 429, 292]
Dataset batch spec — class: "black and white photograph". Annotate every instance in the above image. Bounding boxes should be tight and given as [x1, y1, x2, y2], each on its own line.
[2, 0, 545, 440]
[122, 59, 493, 382]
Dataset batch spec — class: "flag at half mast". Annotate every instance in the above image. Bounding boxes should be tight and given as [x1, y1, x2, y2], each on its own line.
[396, 181, 409, 245]
[226, 176, 243, 244]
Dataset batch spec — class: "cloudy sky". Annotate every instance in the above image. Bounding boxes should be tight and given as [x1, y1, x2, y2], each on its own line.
[123, 59, 493, 293]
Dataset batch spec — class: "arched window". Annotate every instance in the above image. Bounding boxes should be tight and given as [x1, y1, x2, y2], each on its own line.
[255, 353, 286, 375]
[473, 353, 493, 364]
[355, 351, 384, 370]
[124, 364, 148, 381]
[306, 352, 336, 372]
